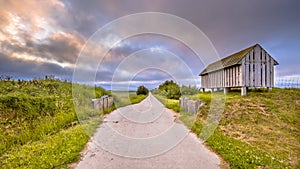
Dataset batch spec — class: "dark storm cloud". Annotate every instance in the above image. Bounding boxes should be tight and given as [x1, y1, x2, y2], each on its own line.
[0, 53, 73, 79]
[38, 32, 85, 63]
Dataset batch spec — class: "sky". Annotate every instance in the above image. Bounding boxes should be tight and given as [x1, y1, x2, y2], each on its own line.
[0, 0, 299, 90]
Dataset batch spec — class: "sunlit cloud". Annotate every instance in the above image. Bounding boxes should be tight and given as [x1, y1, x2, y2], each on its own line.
[10, 53, 75, 69]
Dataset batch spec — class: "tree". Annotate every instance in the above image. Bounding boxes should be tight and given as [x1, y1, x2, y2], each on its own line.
[136, 85, 149, 95]
[158, 80, 181, 99]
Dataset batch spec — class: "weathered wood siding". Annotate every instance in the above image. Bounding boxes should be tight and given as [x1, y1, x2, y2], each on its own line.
[241, 46, 276, 87]
[201, 45, 276, 89]
[201, 65, 242, 88]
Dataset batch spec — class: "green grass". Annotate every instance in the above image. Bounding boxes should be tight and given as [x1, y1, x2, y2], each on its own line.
[130, 94, 148, 104]
[192, 122, 288, 169]
[153, 94, 180, 112]
[112, 91, 148, 107]
[0, 125, 89, 169]
[0, 79, 109, 168]
[156, 88, 300, 168]
[178, 111, 197, 129]
[223, 88, 299, 168]
[3, 79, 297, 168]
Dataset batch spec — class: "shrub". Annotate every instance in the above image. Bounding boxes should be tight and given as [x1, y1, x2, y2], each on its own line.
[136, 86, 149, 95]
[158, 80, 181, 99]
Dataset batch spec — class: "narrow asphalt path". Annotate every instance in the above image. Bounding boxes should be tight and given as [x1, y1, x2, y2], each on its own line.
[75, 93, 220, 169]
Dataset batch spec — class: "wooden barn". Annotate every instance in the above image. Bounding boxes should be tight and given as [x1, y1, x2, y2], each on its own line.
[199, 44, 279, 95]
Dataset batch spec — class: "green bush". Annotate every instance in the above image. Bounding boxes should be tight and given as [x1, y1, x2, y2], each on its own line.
[157, 80, 181, 99]
[136, 85, 149, 95]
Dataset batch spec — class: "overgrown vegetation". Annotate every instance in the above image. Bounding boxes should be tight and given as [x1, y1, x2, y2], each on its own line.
[182, 88, 300, 168]
[0, 78, 110, 168]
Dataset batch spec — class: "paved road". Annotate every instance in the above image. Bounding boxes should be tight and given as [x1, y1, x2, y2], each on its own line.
[75, 93, 220, 169]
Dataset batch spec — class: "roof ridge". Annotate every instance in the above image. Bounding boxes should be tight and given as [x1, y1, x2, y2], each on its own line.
[221, 44, 257, 61]
[199, 44, 260, 75]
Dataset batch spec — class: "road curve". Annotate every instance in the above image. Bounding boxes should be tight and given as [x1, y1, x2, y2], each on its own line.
[75, 93, 220, 169]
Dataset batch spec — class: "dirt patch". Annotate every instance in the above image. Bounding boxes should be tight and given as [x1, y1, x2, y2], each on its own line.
[173, 112, 180, 119]
[219, 157, 230, 169]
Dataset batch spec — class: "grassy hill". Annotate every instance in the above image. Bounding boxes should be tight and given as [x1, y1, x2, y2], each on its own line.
[157, 88, 300, 168]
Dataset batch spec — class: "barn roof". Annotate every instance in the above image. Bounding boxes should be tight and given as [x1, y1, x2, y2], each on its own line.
[199, 44, 278, 75]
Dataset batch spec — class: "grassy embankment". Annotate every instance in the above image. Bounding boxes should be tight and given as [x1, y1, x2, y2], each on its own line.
[0, 79, 147, 168]
[155, 88, 300, 168]
[112, 91, 148, 108]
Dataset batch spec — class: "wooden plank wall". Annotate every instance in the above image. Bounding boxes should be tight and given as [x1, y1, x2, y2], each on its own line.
[241, 46, 275, 87]
[255, 46, 261, 86]
[200, 65, 242, 88]
[270, 57, 274, 87]
[201, 46, 276, 89]
[261, 51, 266, 87]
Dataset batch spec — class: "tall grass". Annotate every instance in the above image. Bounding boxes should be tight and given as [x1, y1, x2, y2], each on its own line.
[0, 79, 108, 168]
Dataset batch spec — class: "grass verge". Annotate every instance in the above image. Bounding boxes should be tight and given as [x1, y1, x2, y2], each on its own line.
[153, 94, 180, 112]
[112, 91, 148, 107]
[0, 125, 89, 169]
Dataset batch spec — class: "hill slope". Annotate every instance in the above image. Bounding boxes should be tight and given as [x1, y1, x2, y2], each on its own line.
[159, 88, 300, 168]
[0, 78, 108, 168]
[192, 88, 300, 168]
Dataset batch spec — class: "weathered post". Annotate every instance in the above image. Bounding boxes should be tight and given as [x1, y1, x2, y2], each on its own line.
[224, 87, 230, 94]
[241, 87, 247, 96]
